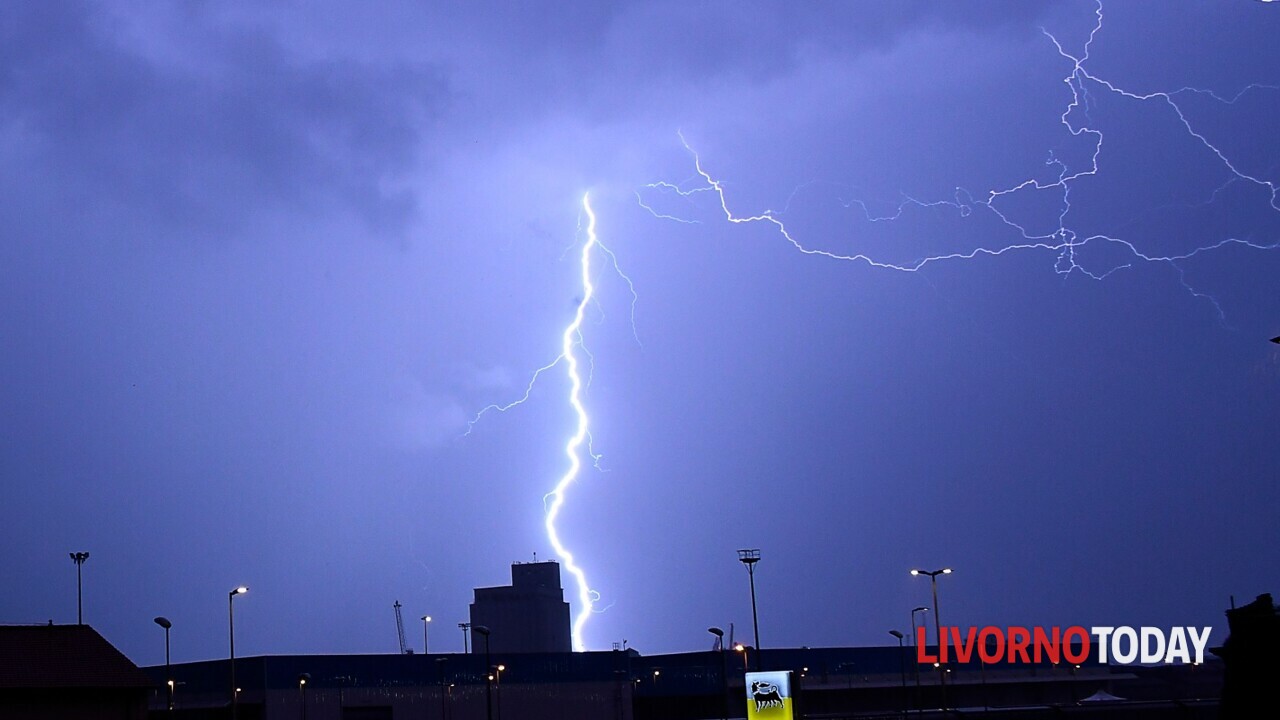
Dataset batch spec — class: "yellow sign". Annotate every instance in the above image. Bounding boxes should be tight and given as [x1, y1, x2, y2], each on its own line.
[745, 671, 794, 720]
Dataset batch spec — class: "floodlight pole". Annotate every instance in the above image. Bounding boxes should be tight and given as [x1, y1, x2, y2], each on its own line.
[737, 549, 761, 671]
[69, 552, 89, 624]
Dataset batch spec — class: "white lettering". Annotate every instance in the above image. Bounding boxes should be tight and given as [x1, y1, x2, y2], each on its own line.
[1112, 626, 1138, 664]
[1187, 627, 1211, 665]
[1091, 627, 1115, 664]
[1140, 627, 1166, 663]
[1165, 627, 1190, 664]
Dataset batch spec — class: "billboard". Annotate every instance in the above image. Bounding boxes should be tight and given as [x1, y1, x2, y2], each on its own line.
[744, 670, 794, 720]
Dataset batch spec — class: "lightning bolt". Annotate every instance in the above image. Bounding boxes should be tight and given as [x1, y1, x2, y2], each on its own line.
[467, 193, 630, 652]
[547, 193, 602, 652]
[638, 2, 1279, 318]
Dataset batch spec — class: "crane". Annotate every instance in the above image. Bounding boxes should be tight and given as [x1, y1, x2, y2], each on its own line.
[393, 600, 411, 654]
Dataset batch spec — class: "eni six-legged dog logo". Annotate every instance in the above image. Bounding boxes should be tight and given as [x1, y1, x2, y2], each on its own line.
[745, 671, 794, 719]
[751, 680, 784, 711]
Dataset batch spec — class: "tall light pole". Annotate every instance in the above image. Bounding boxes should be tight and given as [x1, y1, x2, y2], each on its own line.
[737, 549, 761, 671]
[459, 622, 471, 654]
[734, 643, 749, 672]
[297, 673, 310, 720]
[911, 606, 928, 714]
[229, 586, 248, 720]
[421, 616, 432, 655]
[473, 625, 492, 720]
[889, 630, 907, 718]
[709, 627, 727, 720]
[69, 552, 89, 624]
[910, 569, 951, 708]
[154, 617, 173, 712]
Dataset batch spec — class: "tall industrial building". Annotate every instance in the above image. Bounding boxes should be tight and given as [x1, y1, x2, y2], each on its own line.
[469, 560, 572, 653]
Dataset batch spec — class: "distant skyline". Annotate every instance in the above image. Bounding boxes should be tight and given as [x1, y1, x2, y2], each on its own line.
[2, 0, 1279, 667]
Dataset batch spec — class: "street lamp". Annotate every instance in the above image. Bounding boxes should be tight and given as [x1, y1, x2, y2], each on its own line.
[297, 673, 310, 720]
[69, 552, 89, 624]
[495, 664, 505, 720]
[435, 657, 450, 720]
[473, 625, 493, 720]
[911, 606, 928, 714]
[229, 586, 248, 720]
[421, 616, 432, 655]
[734, 643, 749, 672]
[737, 549, 761, 671]
[154, 617, 173, 711]
[910, 569, 952, 708]
[889, 630, 907, 718]
[709, 627, 727, 720]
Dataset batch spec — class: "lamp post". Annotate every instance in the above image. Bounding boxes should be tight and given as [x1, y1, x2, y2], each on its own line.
[910, 569, 951, 708]
[297, 673, 310, 720]
[911, 606, 928, 714]
[435, 657, 450, 720]
[154, 617, 173, 711]
[229, 586, 248, 720]
[737, 549, 761, 671]
[459, 622, 471, 654]
[889, 630, 907, 718]
[473, 625, 492, 720]
[69, 552, 89, 624]
[421, 616, 432, 655]
[495, 664, 505, 720]
[734, 643, 749, 672]
[709, 627, 727, 720]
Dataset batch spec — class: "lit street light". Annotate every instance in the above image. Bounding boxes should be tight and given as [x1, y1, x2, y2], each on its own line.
[911, 605, 928, 714]
[734, 643, 749, 672]
[495, 664, 505, 720]
[910, 569, 952, 708]
[154, 617, 173, 712]
[421, 616, 432, 655]
[297, 673, 310, 720]
[229, 586, 248, 720]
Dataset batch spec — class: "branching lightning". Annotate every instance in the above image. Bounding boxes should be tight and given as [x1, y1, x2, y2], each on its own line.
[467, 193, 632, 651]
[638, 2, 1279, 319]
[467, 1, 1275, 654]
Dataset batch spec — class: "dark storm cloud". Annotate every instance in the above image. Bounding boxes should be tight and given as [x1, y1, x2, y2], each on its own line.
[0, 2, 442, 242]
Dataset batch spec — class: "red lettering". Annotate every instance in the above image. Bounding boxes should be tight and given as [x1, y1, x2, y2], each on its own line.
[1008, 627, 1031, 663]
[950, 627, 977, 663]
[1063, 626, 1090, 664]
[916, 627, 937, 663]
[1033, 627, 1061, 664]
[978, 627, 1004, 664]
[939, 626, 949, 663]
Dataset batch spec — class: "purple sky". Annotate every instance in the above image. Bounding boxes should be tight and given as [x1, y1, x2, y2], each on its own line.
[3, 1, 1279, 666]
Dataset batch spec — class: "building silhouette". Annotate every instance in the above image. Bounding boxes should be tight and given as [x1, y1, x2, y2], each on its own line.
[469, 560, 572, 654]
[0, 624, 154, 720]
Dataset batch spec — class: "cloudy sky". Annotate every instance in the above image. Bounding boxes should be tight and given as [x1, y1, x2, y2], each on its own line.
[3, 1, 1278, 666]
